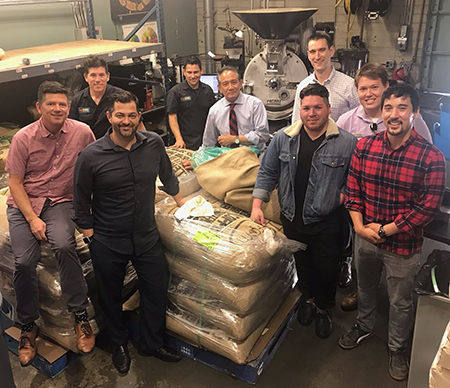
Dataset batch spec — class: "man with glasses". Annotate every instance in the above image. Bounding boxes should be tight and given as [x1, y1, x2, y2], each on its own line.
[292, 32, 359, 123]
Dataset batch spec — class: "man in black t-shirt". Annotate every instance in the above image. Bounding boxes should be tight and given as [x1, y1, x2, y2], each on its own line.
[69, 55, 144, 139]
[251, 84, 357, 339]
[166, 56, 216, 150]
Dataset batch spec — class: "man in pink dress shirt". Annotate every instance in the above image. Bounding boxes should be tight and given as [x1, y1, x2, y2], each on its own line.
[5, 81, 95, 366]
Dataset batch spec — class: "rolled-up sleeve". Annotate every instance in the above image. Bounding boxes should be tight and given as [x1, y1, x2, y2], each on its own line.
[72, 150, 94, 229]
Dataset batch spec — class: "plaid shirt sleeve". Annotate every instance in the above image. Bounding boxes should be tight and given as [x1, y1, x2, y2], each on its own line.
[345, 140, 364, 213]
[394, 149, 446, 234]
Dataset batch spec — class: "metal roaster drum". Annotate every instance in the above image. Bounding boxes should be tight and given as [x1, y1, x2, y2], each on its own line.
[233, 8, 317, 121]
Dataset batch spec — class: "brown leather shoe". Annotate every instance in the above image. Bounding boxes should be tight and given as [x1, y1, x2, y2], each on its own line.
[74, 322, 95, 354]
[18, 324, 39, 367]
[341, 289, 358, 312]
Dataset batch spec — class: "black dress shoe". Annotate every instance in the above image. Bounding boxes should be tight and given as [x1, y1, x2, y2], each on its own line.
[139, 345, 181, 362]
[338, 260, 352, 288]
[297, 301, 315, 326]
[112, 345, 130, 374]
[315, 311, 332, 339]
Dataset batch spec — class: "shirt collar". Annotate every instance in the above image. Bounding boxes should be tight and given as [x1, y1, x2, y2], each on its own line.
[182, 79, 203, 92]
[382, 127, 418, 151]
[284, 117, 339, 138]
[224, 92, 244, 106]
[37, 117, 69, 138]
[312, 66, 335, 85]
[101, 128, 147, 151]
[355, 105, 383, 125]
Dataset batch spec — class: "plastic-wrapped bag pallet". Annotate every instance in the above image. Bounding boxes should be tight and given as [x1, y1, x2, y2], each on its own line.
[166, 307, 270, 365]
[166, 252, 296, 314]
[156, 194, 302, 285]
[168, 257, 296, 341]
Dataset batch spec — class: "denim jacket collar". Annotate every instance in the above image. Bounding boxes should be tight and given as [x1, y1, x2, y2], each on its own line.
[283, 117, 339, 139]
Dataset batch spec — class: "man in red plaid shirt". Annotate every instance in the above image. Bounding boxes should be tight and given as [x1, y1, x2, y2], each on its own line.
[338, 83, 446, 381]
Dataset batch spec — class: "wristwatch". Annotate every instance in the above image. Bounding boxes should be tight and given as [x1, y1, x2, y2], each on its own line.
[83, 235, 94, 245]
[234, 136, 240, 145]
[378, 225, 387, 238]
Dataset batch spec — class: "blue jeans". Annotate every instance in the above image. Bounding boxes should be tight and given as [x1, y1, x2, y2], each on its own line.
[355, 235, 421, 351]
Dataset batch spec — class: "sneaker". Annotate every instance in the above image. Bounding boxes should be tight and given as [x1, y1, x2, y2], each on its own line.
[389, 349, 409, 381]
[338, 324, 373, 349]
[315, 310, 332, 339]
[297, 301, 315, 326]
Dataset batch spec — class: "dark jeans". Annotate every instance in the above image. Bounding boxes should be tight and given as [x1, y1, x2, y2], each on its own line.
[282, 219, 341, 310]
[7, 201, 88, 324]
[89, 239, 169, 351]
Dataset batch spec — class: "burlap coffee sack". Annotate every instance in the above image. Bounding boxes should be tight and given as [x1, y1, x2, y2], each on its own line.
[167, 255, 295, 314]
[194, 147, 281, 223]
[168, 262, 295, 341]
[223, 187, 281, 224]
[155, 148, 201, 203]
[166, 308, 270, 365]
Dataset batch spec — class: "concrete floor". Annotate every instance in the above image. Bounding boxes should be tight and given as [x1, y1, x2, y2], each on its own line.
[12, 238, 445, 388]
[8, 283, 408, 388]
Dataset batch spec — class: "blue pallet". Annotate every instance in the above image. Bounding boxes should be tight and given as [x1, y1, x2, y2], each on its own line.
[5, 329, 78, 378]
[166, 299, 299, 385]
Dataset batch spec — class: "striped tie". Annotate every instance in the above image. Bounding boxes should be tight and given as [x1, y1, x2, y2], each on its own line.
[229, 104, 238, 136]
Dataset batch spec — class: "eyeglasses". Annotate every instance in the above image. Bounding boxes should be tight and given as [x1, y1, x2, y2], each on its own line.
[370, 123, 378, 133]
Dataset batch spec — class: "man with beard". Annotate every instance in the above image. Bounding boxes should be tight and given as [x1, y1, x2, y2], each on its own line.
[73, 91, 185, 374]
[337, 63, 432, 311]
[251, 84, 357, 339]
[338, 84, 446, 381]
[166, 56, 216, 150]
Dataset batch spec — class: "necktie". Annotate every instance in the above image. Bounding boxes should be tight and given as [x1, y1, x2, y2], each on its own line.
[229, 104, 238, 136]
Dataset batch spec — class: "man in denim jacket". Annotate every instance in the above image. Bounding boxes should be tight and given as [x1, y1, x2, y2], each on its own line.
[251, 84, 357, 338]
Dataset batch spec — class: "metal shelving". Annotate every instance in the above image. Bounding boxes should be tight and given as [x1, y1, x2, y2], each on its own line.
[0, 40, 163, 83]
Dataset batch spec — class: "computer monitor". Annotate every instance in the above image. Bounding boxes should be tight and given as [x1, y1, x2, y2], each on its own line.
[200, 74, 219, 94]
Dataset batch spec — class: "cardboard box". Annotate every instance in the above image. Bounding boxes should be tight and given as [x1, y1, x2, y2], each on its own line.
[5, 326, 77, 378]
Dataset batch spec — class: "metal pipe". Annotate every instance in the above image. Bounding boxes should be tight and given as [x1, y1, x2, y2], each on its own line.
[204, 0, 215, 73]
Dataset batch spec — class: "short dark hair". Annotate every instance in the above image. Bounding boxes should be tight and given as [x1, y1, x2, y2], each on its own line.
[308, 32, 333, 48]
[107, 91, 140, 114]
[354, 63, 389, 87]
[183, 56, 202, 69]
[299, 84, 330, 105]
[37, 81, 69, 103]
[381, 83, 420, 112]
[217, 66, 241, 82]
[83, 54, 108, 74]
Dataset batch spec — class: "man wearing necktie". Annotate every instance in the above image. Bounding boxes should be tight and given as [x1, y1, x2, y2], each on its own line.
[202, 66, 269, 152]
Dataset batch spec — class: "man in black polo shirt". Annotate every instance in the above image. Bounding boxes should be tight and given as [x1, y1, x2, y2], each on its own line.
[166, 56, 216, 150]
[69, 55, 144, 139]
[73, 91, 185, 374]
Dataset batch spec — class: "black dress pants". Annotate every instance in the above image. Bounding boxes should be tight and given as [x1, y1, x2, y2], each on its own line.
[282, 219, 341, 310]
[89, 239, 169, 351]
